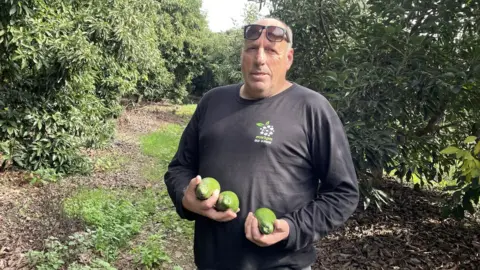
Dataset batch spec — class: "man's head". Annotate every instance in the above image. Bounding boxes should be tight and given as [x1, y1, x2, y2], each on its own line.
[240, 17, 294, 99]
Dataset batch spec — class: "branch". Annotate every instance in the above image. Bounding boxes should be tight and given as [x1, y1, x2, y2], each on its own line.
[319, 0, 333, 51]
[414, 102, 448, 137]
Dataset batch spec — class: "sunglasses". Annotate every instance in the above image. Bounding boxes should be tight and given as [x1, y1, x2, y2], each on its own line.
[243, 24, 290, 43]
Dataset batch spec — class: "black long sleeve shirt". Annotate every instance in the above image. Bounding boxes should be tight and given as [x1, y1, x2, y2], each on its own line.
[164, 83, 359, 270]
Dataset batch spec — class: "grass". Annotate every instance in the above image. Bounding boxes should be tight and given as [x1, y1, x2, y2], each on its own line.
[140, 123, 184, 162]
[140, 123, 185, 183]
[174, 104, 197, 118]
[64, 188, 160, 261]
[94, 153, 129, 173]
[139, 123, 195, 238]
[143, 161, 167, 182]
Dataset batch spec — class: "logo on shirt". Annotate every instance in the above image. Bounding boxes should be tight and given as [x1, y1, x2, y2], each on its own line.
[254, 121, 274, 144]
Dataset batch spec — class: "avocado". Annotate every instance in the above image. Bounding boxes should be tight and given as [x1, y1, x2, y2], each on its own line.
[254, 207, 276, 234]
[215, 191, 239, 212]
[195, 177, 220, 200]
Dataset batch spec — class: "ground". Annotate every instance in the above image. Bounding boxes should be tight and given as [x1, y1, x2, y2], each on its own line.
[0, 102, 479, 270]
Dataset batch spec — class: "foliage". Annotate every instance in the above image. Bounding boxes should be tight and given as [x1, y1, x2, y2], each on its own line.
[440, 136, 480, 219]
[140, 123, 184, 163]
[0, 0, 210, 174]
[62, 188, 159, 262]
[131, 234, 171, 269]
[27, 231, 115, 270]
[191, 2, 261, 95]
[144, 0, 210, 103]
[261, 0, 480, 212]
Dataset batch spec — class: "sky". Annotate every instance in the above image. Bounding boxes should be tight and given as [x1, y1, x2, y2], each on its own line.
[201, 0, 269, 32]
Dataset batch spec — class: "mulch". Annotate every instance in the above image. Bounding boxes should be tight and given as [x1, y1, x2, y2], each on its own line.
[314, 179, 480, 270]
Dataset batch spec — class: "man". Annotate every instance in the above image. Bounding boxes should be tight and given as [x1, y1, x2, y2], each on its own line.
[164, 17, 359, 270]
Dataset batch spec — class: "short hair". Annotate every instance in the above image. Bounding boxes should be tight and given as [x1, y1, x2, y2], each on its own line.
[253, 16, 294, 49]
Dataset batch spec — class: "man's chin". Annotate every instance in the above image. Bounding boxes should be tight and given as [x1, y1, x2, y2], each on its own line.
[247, 81, 270, 92]
[242, 82, 273, 99]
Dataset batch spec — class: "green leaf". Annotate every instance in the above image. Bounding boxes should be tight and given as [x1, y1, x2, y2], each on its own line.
[443, 72, 455, 78]
[440, 146, 461, 155]
[256, 123, 264, 127]
[9, 5, 17, 16]
[325, 71, 337, 81]
[474, 142, 480, 155]
[266, 121, 270, 125]
[464, 136, 477, 144]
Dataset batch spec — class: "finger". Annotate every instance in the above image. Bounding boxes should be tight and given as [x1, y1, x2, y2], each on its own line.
[245, 212, 253, 240]
[188, 175, 201, 190]
[251, 216, 263, 241]
[208, 209, 236, 222]
[195, 175, 202, 184]
[203, 189, 220, 209]
[217, 209, 237, 221]
[226, 209, 238, 219]
[274, 219, 284, 232]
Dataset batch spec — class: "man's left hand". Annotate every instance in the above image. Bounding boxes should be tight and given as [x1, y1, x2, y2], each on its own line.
[244, 212, 290, 247]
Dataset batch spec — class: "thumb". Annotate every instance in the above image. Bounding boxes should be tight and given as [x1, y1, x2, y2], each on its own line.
[275, 219, 290, 232]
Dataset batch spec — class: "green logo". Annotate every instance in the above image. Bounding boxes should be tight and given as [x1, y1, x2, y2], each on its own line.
[255, 121, 274, 144]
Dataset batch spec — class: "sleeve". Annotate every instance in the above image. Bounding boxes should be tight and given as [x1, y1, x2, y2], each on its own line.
[281, 98, 359, 251]
[163, 101, 204, 221]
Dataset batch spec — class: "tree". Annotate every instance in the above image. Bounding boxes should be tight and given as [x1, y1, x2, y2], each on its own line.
[0, 0, 212, 174]
[257, 0, 480, 214]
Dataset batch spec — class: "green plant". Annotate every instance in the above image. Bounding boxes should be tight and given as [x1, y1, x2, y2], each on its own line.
[68, 259, 116, 270]
[132, 234, 171, 269]
[25, 168, 63, 186]
[27, 231, 97, 270]
[94, 154, 129, 173]
[440, 135, 480, 219]
[62, 188, 164, 262]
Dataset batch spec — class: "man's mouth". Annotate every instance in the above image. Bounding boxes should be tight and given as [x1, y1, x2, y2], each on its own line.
[251, 72, 268, 75]
[250, 72, 269, 79]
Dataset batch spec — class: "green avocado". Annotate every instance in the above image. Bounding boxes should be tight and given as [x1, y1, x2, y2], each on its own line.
[254, 207, 277, 235]
[195, 177, 220, 200]
[215, 191, 239, 212]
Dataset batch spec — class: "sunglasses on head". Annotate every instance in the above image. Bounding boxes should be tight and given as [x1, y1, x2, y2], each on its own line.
[243, 24, 290, 43]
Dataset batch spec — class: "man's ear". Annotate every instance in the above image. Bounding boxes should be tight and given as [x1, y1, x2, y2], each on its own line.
[286, 48, 294, 70]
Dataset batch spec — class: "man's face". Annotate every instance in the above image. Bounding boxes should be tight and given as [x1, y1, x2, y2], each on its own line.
[241, 19, 294, 97]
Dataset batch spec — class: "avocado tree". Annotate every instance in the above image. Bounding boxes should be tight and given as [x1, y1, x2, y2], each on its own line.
[255, 0, 480, 216]
[0, 0, 212, 174]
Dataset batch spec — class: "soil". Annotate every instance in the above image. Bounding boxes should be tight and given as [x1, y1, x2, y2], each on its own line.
[1, 103, 479, 270]
[314, 180, 480, 269]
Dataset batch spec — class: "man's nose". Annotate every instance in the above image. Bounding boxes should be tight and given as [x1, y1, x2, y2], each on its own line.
[254, 47, 266, 65]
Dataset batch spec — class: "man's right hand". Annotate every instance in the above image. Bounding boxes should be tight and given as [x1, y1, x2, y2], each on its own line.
[182, 175, 239, 222]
